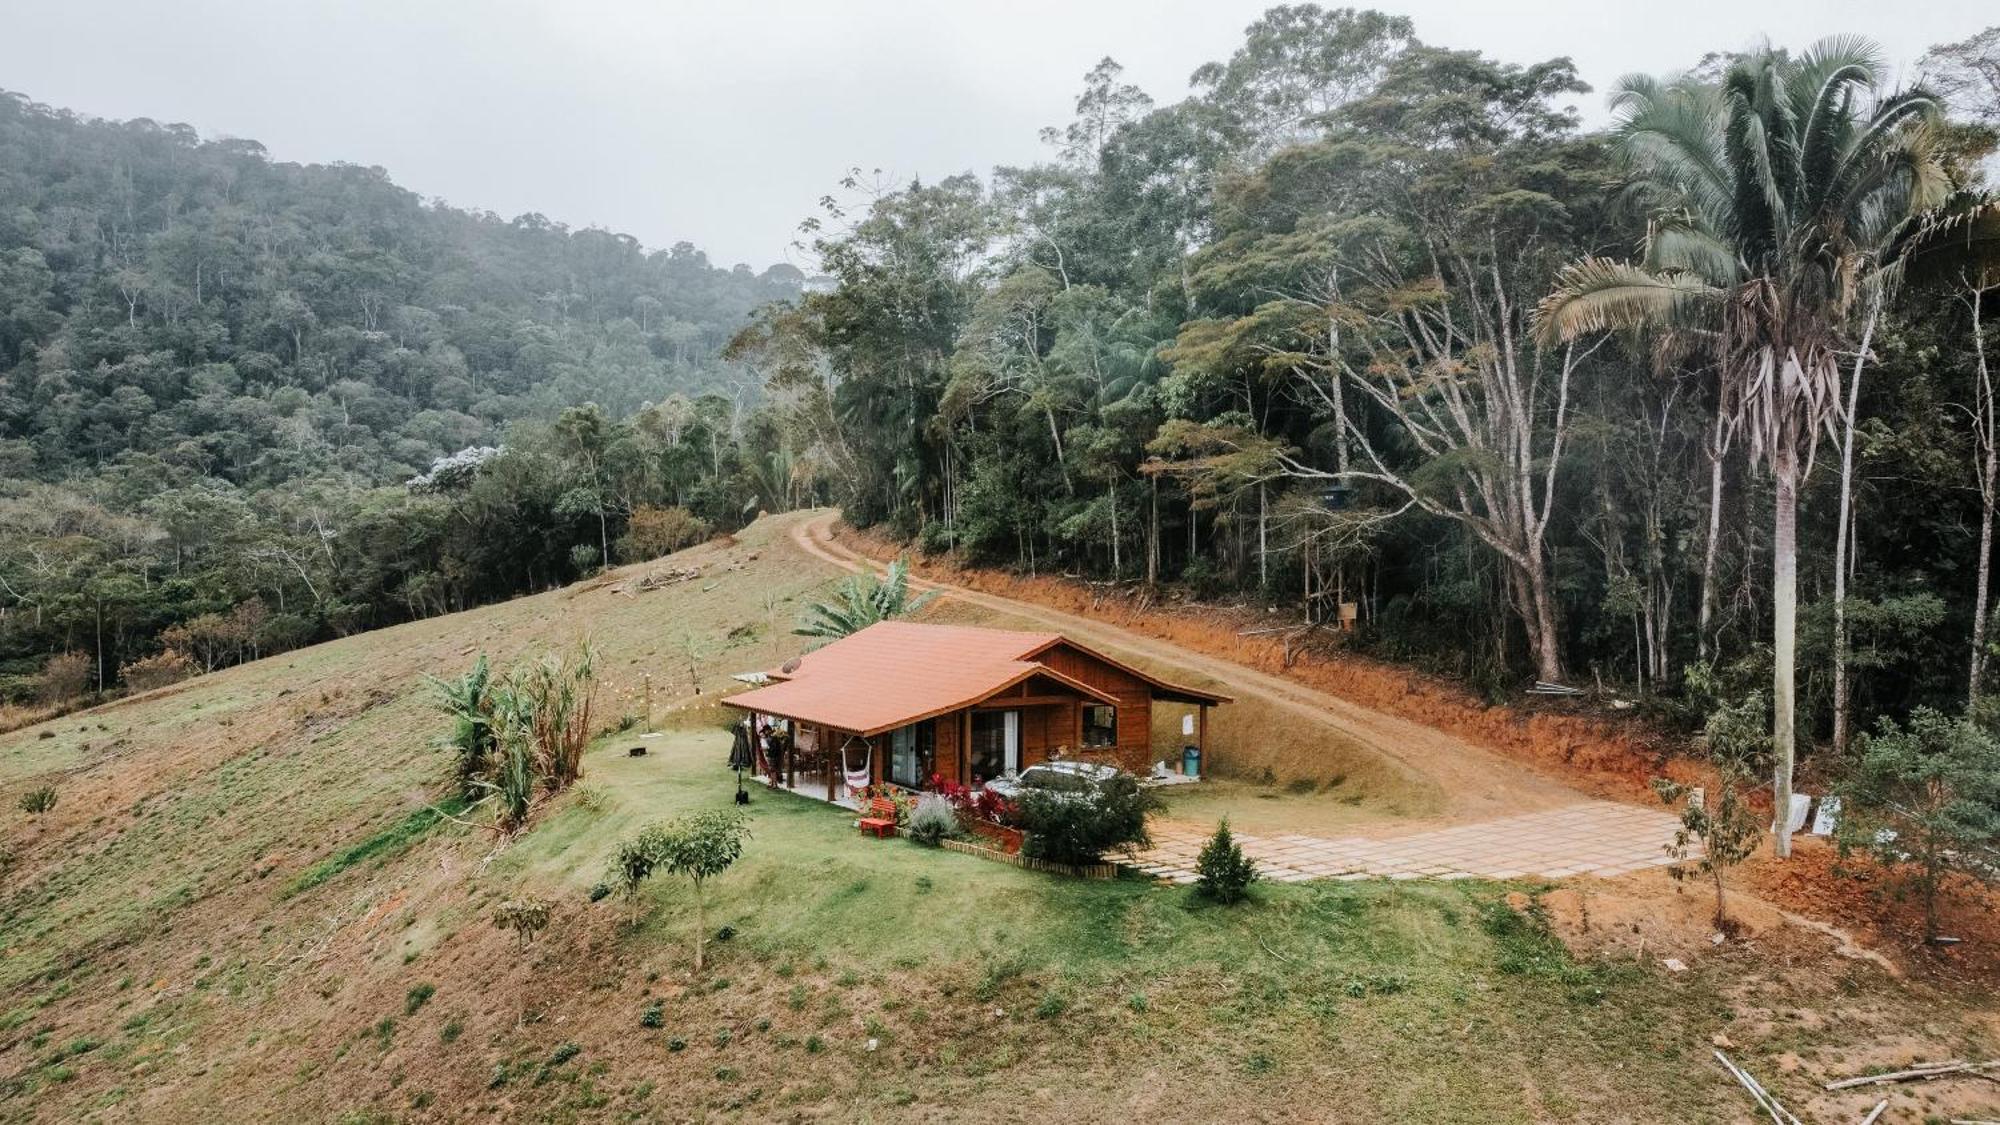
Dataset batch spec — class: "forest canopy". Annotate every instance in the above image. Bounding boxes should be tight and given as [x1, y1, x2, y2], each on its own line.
[0, 89, 804, 698]
[733, 7, 2000, 823]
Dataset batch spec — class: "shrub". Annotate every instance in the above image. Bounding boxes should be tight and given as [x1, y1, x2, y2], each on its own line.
[1016, 774, 1158, 866]
[493, 896, 552, 947]
[516, 647, 597, 792]
[428, 654, 496, 799]
[930, 775, 1014, 826]
[1194, 818, 1257, 904]
[436, 645, 598, 827]
[915, 520, 955, 555]
[1652, 692, 1766, 931]
[609, 826, 669, 916]
[37, 652, 91, 705]
[19, 786, 56, 815]
[489, 724, 538, 832]
[1835, 707, 2000, 941]
[120, 649, 197, 692]
[904, 793, 960, 847]
[639, 1001, 664, 1029]
[618, 506, 713, 562]
[404, 983, 436, 1015]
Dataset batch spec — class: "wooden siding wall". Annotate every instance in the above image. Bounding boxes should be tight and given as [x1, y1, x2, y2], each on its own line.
[1035, 642, 1155, 773]
[932, 713, 961, 787]
[1018, 703, 1072, 769]
[842, 645, 1168, 790]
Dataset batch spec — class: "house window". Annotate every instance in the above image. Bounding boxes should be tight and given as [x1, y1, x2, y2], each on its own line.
[1082, 704, 1117, 748]
[890, 722, 935, 788]
[969, 710, 1019, 782]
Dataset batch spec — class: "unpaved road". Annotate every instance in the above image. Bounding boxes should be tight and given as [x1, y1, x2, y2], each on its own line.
[790, 510, 1610, 831]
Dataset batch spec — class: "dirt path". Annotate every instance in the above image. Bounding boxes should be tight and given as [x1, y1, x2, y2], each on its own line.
[790, 510, 1618, 831]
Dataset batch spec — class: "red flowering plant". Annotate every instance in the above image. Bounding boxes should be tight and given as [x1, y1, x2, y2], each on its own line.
[929, 775, 1018, 827]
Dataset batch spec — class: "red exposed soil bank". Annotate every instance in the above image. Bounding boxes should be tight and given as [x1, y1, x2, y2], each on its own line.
[833, 521, 1698, 805]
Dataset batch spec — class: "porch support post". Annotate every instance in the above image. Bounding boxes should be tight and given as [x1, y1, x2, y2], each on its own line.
[827, 735, 837, 802]
[961, 710, 971, 785]
[1197, 704, 1208, 771]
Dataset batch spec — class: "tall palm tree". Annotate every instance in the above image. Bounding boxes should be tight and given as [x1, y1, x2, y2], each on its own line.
[1536, 38, 1949, 858]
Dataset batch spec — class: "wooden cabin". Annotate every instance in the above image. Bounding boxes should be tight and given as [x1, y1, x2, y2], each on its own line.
[722, 621, 1231, 806]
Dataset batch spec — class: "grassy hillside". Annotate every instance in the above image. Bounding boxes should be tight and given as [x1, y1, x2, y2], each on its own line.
[0, 513, 1990, 1123]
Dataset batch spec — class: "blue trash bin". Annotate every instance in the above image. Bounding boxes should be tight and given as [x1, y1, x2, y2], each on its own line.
[1182, 744, 1201, 778]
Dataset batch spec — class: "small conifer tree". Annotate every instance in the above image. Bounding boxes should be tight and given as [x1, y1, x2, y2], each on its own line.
[1195, 818, 1257, 904]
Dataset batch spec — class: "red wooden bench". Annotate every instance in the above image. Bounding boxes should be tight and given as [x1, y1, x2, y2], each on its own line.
[858, 796, 898, 839]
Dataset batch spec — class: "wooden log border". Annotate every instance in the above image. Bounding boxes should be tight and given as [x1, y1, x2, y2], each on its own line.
[941, 838, 1119, 880]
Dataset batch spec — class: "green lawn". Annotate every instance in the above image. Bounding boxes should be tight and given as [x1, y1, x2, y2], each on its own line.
[0, 515, 1981, 1122]
[472, 728, 1747, 1122]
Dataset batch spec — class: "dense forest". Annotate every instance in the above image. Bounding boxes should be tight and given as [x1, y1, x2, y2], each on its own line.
[736, 11, 2000, 793]
[0, 90, 807, 700]
[6, 7, 2000, 825]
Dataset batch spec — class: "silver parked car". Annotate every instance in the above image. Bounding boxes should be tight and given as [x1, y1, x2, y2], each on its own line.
[982, 760, 1126, 803]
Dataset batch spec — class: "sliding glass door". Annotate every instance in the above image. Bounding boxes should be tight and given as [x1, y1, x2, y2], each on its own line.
[888, 722, 935, 788]
[968, 710, 1019, 783]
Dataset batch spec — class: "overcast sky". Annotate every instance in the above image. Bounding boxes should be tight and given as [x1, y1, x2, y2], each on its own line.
[2, 1, 1989, 269]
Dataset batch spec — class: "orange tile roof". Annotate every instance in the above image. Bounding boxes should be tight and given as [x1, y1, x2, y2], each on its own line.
[722, 620, 1219, 737]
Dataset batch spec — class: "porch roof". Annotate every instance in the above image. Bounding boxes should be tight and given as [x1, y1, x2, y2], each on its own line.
[722, 620, 1194, 737]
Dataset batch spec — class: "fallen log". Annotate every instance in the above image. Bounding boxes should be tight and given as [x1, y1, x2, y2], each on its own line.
[1825, 1060, 1999, 1090]
[1715, 1050, 1805, 1125]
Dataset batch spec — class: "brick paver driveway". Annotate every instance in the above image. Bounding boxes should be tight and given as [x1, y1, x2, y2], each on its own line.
[1123, 800, 1690, 883]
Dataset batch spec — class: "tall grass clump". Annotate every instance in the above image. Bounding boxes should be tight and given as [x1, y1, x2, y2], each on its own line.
[430, 644, 598, 833]
[429, 654, 496, 799]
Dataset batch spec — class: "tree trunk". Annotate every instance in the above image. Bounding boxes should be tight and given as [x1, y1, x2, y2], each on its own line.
[1108, 483, 1120, 579]
[1772, 444, 1799, 860]
[1147, 476, 1159, 586]
[1328, 311, 1350, 475]
[1973, 291, 1996, 708]
[1712, 860, 1728, 930]
[693, 882, 705, 972]
[1257, 483, 1268, 590]
[1831, 303, 1878, 754]
[1698, 406, 1727, 663]
[1976, 484, 1994, 706]
[1045, 405, 1072, 495]
[1525, 543, 1563, 684]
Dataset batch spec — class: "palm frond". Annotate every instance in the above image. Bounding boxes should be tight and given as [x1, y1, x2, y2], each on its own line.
[1647, 219, 1742, 285]
[1533, 258, 1720, 346]
[793, 557, 936, 639]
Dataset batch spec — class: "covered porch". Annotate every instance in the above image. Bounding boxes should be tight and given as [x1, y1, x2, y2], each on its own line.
[721, 620, 1232, 811]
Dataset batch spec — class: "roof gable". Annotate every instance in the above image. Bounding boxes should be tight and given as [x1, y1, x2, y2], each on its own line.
[722, 620, 1228, 736]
